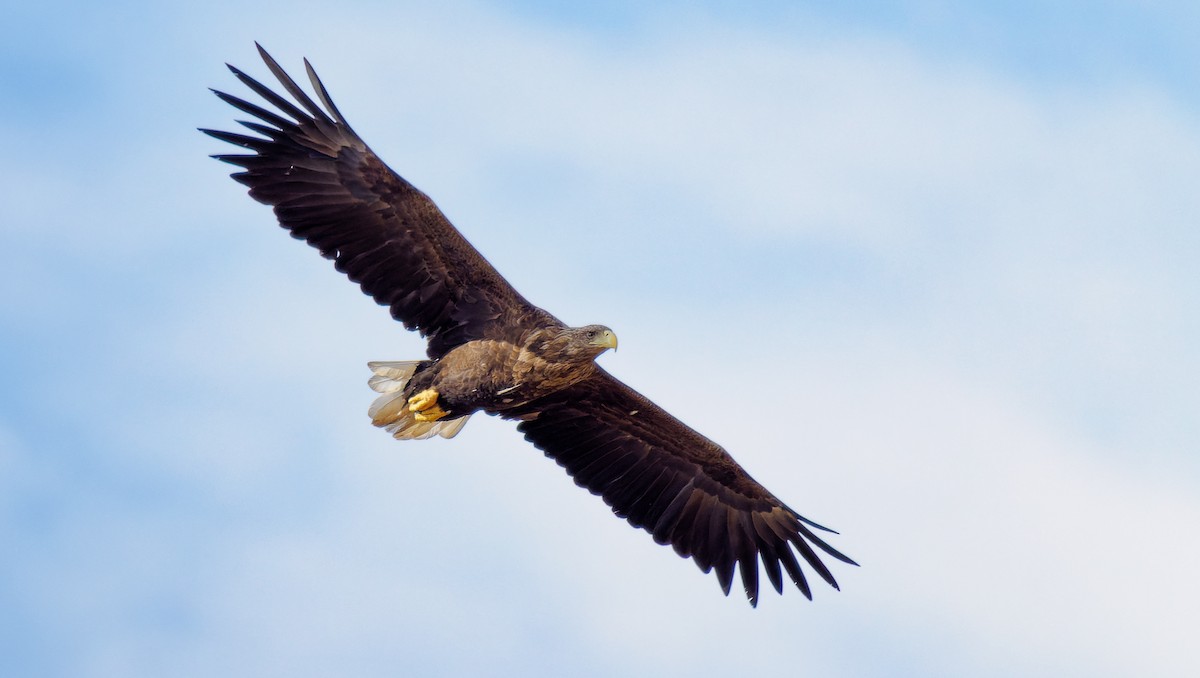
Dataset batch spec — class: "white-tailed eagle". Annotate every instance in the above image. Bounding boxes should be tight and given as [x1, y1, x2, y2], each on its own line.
[202, 45, 856, 606]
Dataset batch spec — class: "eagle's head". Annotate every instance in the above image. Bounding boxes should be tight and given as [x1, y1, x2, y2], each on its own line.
[536, 324, 618, 363]
[578, 324, 618, 355]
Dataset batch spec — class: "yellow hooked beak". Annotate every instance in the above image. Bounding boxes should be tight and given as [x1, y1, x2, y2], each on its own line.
[591, 328, 618, 351]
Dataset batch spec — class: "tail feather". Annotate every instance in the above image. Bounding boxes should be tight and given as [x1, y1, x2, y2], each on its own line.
[366, 361, 469, 440]
[367, 360, 421, 393]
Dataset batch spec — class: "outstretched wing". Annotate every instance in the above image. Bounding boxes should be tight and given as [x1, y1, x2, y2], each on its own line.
[508, 369, 857, 606]
[202, 45, 558, 357]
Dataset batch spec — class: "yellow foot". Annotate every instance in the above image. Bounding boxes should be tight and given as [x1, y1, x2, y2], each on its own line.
[408, 389, 448, 422]
[413, 404, 448, 422]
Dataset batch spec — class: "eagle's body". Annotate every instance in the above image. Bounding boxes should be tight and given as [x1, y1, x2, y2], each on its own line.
[369, 324, 617, 439]
[204, 45, 856, 606]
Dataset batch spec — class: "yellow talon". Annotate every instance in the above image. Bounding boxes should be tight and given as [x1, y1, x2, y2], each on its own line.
[413, 404, 448, 422]
[408, 389, 448, 421]
[408, 388, 439, 411]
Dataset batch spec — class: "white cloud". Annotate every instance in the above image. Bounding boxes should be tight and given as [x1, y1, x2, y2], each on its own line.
[782, 351, 1200, 676]
[4, 2, 1199, 676]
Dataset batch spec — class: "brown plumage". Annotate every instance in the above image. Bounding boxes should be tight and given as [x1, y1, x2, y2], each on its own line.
[202, 44, 856, 606]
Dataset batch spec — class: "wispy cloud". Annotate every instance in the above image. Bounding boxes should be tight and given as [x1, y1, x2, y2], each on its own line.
[2, 2, 1197, 676]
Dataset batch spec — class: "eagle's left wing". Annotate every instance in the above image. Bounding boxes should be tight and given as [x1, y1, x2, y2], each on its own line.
[507, 369, 856, 606]
[202, 45, 559, 359]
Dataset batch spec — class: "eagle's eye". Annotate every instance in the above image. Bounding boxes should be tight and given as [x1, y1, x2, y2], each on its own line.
[586, 330, 596, 339]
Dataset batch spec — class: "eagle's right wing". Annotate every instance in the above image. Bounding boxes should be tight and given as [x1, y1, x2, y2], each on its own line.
[508, 368, 857, 606]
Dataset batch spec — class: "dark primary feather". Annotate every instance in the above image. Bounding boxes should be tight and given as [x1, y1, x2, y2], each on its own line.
[508, 369, 857, 606]
[201, 44, 558, 358]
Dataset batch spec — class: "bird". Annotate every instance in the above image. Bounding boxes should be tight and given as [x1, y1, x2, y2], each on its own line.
[202, 44, 856, 606]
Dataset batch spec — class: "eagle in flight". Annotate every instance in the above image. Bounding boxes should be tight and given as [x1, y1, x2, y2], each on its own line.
[203, 45, 856, 606]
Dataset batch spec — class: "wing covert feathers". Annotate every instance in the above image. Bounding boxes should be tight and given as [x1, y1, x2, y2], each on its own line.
[509, 369, 856, 606]
[203, 46, 558, 359]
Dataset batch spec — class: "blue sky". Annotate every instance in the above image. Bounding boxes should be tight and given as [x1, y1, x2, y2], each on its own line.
[3, 1, 1199, 676]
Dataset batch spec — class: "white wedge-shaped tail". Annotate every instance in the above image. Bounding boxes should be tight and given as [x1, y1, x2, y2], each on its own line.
[367, 361, 470, 440]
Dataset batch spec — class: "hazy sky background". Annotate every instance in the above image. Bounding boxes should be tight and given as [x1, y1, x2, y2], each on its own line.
[3, 1, 1198, 676]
